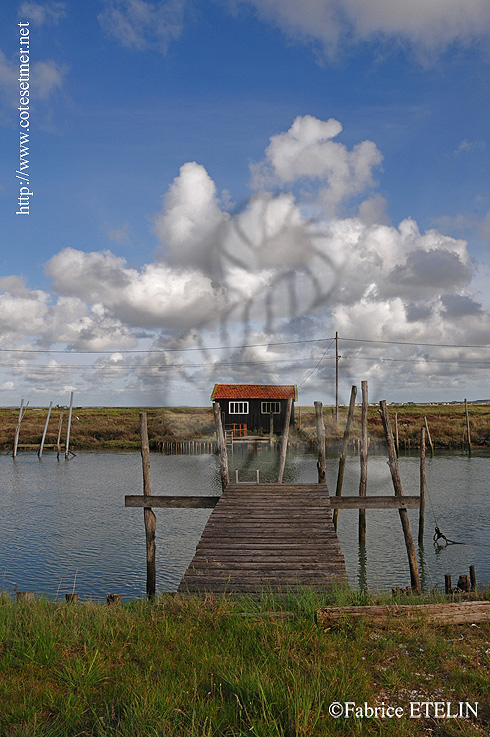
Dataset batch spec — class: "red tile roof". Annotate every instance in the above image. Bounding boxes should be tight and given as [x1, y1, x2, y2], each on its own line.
[211, 384, 298, 400]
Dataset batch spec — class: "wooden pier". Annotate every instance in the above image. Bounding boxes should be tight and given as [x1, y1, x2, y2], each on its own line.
[177, 483, 346, 595]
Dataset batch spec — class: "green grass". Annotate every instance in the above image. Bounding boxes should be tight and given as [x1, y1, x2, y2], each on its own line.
[1, 589, 489, 736]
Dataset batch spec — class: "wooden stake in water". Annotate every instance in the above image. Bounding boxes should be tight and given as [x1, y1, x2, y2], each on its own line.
[277, 397, 293, 483]
[314, 401, 327, 485]
[38, 401, 53, 458]
[359, 381, 368, 544]
[65, 391, 74, 459]
[140, 413, 156, 601]
[333, 385, 357, 530]
[379, 400, 421, 594]
[213, 402, 229, 491]
[464, 399, 472, 457]
[418, 426, 426, 545]
[13, 398, 24, 458]
[424, 416, 434, 456]
[56, 413, 63, 460]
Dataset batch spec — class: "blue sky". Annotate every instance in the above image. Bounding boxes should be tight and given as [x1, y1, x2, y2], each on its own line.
[1, 0, 490, 407]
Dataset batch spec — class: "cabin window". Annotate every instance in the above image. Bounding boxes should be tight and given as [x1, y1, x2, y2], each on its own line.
[261, 401, 281, 414]
[229, 401, 249, 414]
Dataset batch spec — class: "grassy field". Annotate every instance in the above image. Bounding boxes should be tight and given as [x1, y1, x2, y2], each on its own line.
[1, 588, 489, 737]
[0, 402, 488, 452]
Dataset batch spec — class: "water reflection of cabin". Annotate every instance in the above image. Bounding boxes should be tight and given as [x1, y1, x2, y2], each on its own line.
[211, 384, 297, 436]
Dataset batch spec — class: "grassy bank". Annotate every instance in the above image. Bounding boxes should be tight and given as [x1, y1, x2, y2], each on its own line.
[1, 588, 489, 736]
[1, 402, 489, 452]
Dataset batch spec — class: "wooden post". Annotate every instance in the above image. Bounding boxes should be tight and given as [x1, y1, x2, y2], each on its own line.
[445, 574, 452, 595]
[140, 413, 156, 601]
[56, 413, 63, 460]
[333, 385, 357, 530]
[394, 413, 399, 457]
[269, 411, 274, 447]
[470, 565, 476, 591]
[314, 401, 327, 485]
[464, 399, 472, 456]
[335, 331, 339, 423]
[277, 397, 293, 483]
[359, 381, 368, 544]
[213, 402, 229, 490]
[419, 426, 426, 545]
[424, 416, 434, 456]
[38, 401, 53, 458]
[13, 398, 24, 458]
[379, 400, 421, 594]
[65, 392, 74, 459]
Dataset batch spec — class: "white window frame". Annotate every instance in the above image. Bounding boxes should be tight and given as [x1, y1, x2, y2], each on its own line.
[229, 401, 249, 414]
[261, 401, 281, 414]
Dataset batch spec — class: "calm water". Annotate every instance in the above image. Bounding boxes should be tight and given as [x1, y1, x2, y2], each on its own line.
[1, 449, 489, 600]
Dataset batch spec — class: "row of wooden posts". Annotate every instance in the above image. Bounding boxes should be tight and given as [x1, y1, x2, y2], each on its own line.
[12, 393, 76, 459]
[315, 382, 424, 594]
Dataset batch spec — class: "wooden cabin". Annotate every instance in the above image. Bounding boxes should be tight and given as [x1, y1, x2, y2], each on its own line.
[211, 384, 297, 436]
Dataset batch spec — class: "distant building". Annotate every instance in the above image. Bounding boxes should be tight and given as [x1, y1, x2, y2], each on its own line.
[211, 384, 297, 436]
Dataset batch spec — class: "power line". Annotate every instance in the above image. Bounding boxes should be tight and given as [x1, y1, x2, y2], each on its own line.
[0, 337, 334, 355]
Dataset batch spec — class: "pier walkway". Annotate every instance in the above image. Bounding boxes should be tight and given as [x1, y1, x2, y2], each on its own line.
[178, 483, 346, 595]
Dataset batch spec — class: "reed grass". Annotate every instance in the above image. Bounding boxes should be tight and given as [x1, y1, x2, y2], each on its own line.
[1, 588, 489, 736]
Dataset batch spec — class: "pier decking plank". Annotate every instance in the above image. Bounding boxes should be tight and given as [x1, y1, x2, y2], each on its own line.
[178, 483, 346, 594]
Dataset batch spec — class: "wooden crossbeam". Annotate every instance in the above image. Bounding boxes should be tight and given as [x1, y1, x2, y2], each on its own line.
[329, 495, 420, 509]
[125, 495, 220, 509]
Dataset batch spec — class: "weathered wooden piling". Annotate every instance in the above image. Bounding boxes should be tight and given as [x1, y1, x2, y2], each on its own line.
[38, 401, 53, 458]
[65, 392, 74, 459]
[464, 399, 472, 456]
[13, 399, 27, 458]
[333, 385, 357, 530]
[314, 401, 327, 485]
[56, 413, 63, 460]
[379, 400, 421, 594]
[277, 397, 292, 483]
[359, 381, 368, 544]
[418, 426, 426, 545]
[213, 402, 229, 490]
[470, 565, 477, 591]
[140, 412, 156, 601]
[424, 416, 434, 456]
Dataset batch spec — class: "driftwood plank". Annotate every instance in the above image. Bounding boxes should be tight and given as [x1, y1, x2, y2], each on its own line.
[316, 601, 490, 627]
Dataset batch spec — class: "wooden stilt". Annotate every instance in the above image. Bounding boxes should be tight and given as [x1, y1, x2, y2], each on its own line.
[394, 412, 399, 457]
[424, 416, 434, 456]
[65, 392, 74, 459]
[333, 385, 357, 530]
[56, 413, 63, 460]
[277, 397, 292, 483]
[465, 399, 472, 456]
[314, 401, 327, 485]
[418, 426, 426, 545]
[213, 402, 229, 491]
[38, 401, 53, 458]
[13, 398, 24, 458]
[140, 413, 156, 601]
[379, 400, 421, 594]
[359, 381, 368, 544]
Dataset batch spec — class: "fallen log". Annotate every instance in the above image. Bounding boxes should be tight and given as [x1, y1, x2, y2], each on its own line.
[316, 601, 490, 627]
